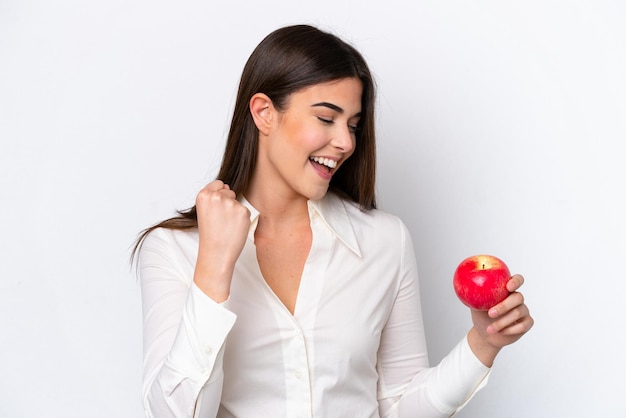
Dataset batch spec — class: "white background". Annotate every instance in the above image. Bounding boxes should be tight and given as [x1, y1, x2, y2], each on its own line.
[1, 1, 624, 417]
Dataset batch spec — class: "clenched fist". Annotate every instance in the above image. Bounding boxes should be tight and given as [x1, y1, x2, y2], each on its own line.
[193, 180, 251, 302]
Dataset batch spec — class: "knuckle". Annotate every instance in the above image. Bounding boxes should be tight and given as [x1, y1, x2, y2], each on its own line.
[196, 190, 210, 204]
[237, 204, 250, 217]
[208, 194, 219, 205]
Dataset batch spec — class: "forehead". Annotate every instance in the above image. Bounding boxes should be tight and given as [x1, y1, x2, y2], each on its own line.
[288, 78, 363, 114]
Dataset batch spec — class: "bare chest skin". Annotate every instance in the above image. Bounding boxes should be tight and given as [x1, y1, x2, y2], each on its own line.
[255, 224, 312, 315]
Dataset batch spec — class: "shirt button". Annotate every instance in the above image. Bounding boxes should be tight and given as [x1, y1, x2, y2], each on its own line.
[294, 370, 302, 379]
[206, 346, 213, 356]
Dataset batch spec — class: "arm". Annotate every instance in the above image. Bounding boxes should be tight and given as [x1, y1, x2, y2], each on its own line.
[139, 229, 236, 418]
[377, 222, 493, 418]
[139, 180, 250, 417]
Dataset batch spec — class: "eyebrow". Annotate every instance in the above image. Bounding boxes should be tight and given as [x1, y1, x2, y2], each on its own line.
[311, 102, 361, 117]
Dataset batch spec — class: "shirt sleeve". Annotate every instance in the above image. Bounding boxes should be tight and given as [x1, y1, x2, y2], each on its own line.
[377, 221, 490, 418]
[138, 228, 237, 418]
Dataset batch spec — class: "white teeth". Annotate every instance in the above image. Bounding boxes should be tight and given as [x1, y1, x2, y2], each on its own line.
[311, 156, 337, 169]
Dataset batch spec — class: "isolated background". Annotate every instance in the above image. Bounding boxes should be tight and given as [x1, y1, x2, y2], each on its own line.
[1, 1, 624, 417]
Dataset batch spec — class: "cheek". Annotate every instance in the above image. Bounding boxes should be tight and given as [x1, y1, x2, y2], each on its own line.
[285, 122, 326, 152]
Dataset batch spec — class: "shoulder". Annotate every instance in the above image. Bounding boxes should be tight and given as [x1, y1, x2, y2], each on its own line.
[327, 195, 417, 285]
[138, 227, 199, 269]
[324, 193, 412, 250]
[334, 194, 408, 235]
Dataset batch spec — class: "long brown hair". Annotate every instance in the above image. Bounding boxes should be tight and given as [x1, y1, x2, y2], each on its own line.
[131, 24, 377, 261]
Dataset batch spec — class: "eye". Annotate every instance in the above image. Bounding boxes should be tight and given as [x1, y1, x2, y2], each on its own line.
[348, 118, 362, 134]
[317, 116, 333, 125]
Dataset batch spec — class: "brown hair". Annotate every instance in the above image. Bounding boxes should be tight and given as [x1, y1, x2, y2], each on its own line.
[131, 24, 377, 261]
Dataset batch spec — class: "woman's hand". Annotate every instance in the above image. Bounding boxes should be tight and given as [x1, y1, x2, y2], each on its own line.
[468, 274, 534, 367]
[193, 180, 251, 302]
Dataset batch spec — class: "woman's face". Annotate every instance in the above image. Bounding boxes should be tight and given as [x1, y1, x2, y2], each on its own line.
[257, 77, 363, 202]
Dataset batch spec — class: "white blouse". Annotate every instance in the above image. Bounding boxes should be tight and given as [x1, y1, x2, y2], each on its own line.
[138, 193, 490, 418]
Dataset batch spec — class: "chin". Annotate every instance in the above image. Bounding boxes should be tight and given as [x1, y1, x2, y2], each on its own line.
[302, 185, 330, 202]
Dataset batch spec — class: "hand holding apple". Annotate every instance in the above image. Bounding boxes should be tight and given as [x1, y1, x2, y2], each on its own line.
[453, 254, 511, 310]
[454, 256, 535, 367]
[467, 274, 534, 366]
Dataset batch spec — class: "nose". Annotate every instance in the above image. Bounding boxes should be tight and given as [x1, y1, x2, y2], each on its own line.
[331, 125, 355, 155]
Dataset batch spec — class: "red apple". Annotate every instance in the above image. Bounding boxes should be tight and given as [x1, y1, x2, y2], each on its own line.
[453, 254, 511, 310]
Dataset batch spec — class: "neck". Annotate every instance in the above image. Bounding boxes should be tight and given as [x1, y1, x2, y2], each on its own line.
[246, 146, 319, 232]
[246, 185, 312, 233]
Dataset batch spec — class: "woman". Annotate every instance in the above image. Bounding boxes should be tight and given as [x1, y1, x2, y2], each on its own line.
[133, 24, 533, 417]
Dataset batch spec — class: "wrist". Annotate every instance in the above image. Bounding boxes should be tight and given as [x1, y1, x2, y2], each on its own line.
[193, 276, 231, 303]
[193, 258, 234, 303]
[467, 327, 501, 367]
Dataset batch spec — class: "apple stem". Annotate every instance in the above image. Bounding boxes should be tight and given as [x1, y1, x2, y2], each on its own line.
[482, 263, 485, 269]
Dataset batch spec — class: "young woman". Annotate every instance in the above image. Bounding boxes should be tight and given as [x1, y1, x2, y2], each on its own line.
[133, 24, 533, 418]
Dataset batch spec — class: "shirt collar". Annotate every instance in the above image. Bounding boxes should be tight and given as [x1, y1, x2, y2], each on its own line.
[238, 193, 362, 258]
[239, 197, 261, 243]
[308, 193, 362, 257]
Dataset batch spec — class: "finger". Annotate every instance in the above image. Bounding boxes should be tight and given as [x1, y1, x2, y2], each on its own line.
[204, 179, 226, 192]
[217, 188, 237, 200]
[496, 314, 534, 336]
[488, 291, 525, 318]
[197, 181, 235, 207]
[488, 304, 530, 333]
[507, 274, 524, 292]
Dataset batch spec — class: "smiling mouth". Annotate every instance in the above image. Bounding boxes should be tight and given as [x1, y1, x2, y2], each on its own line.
[309, 156, 337, 172]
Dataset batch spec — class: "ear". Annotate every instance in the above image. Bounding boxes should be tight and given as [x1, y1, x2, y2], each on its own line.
[249, 93, 274, 136]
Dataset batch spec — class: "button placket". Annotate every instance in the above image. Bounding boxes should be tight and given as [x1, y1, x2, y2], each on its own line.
[285, 323, 312, 418]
